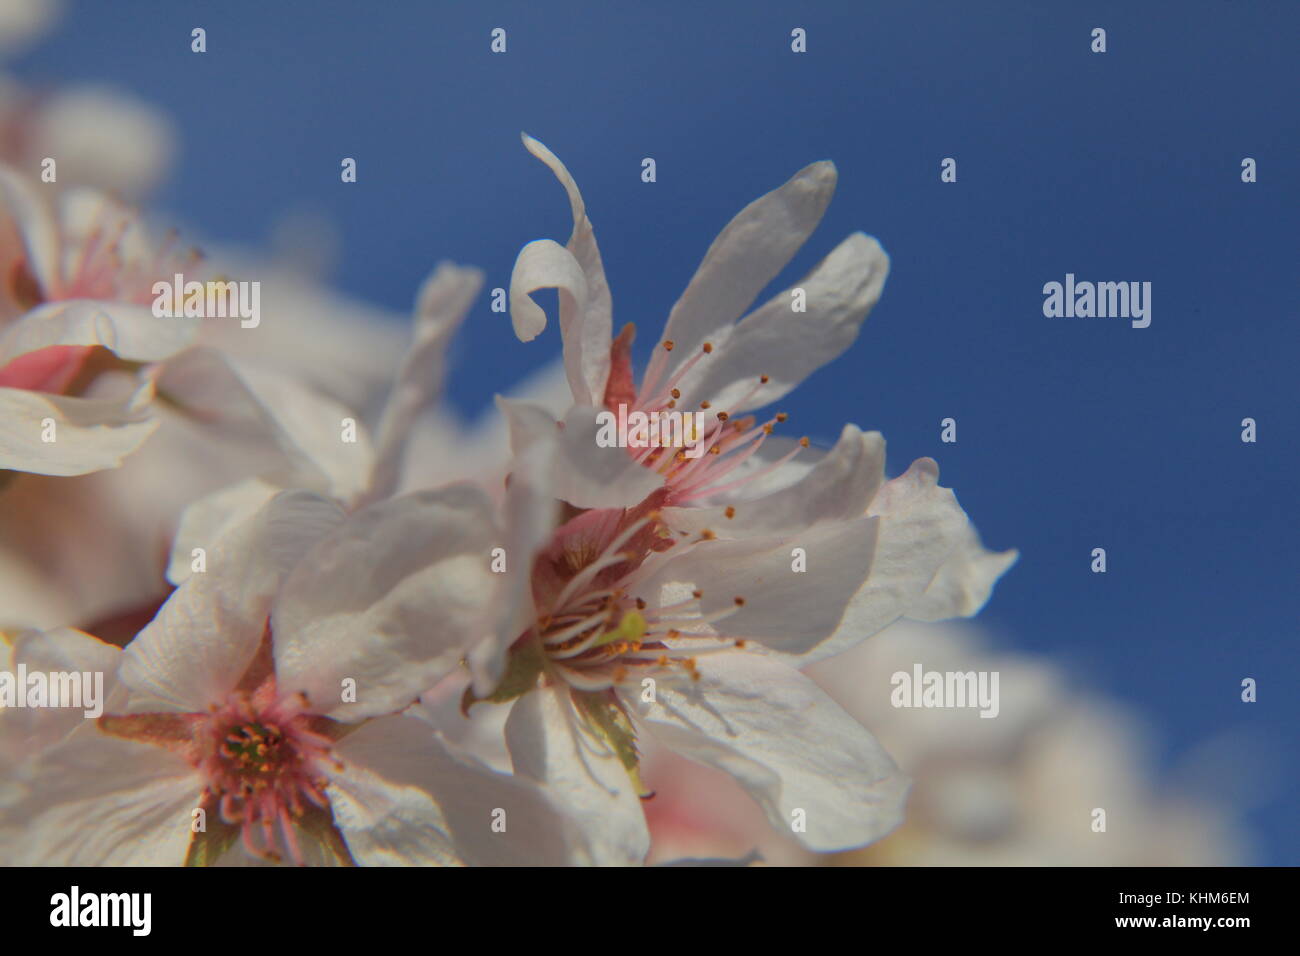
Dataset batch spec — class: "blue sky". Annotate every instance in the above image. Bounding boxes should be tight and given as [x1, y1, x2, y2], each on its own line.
[16, 0, 1296, 862]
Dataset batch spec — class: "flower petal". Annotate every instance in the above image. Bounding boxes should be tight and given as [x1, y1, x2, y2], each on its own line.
[505, 686, 650, 865]
[156, 346, 373, 499]
[0, 628, 123, 754]
[639, 515, 879, 656]
[500, 398, 663, 511]
[520, 133, 613, 403]
[0, 299, 198, 365]
[165, 477, 280, 585]
[657, 160, 837, 375]
[272, 484, 499, 720]
[326, 728, 462, 867]
[0, 732, 199, 865]
[675, 232, 890, 415]
[122, 490, 346, 711]
[335, 711, 615, 866]
[801, 457, 1015, 664]
[508, 238, 608, 406]
[363, 261, 483, 503]
[28, 87, 174, 200]
[0, 378, 157, 475]
[467, 434, 559, 698]
[907, 529, 1020, 623]
[663, 424, 885, 537]
[630, 650, 909, 852]
[0, 165, 61, 295]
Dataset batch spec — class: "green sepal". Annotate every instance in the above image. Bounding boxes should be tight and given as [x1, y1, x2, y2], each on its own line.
[184, 793, 240, 867]
[572, 690, 651, 797]
[461, 636, 545, 714]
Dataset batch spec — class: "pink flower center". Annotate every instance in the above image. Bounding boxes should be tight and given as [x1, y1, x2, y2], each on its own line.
[197, 686, 337, 865]
[606, 330, 809, 506]
[54, 214, 197, 305]
[532, 504, 748, 693]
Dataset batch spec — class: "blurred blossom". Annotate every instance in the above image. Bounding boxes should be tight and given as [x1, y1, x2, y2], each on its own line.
[0, 1, 174, 203]
[0, 2, 1271, 870]
[0, 258, 429, 631]
[0, 0, 60, 57]
[642, 619, 1253, 866]
[0, 83, 176, 199]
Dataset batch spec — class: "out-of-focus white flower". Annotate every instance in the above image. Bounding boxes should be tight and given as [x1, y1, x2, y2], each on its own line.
[809, 621, 1253, 865]
[0, 489, 619, 866]
[0, 0, 60, 57]
[0, 170, 199, 475]
[160, 261, 484, 588]
[0, 3, 170, 201]
[193, 249, 410, 417]
[0, 258, 471, 632]
[638, 619, 1253, 866]
[0, 80, 175, 199]
[0, 261, 417, 633]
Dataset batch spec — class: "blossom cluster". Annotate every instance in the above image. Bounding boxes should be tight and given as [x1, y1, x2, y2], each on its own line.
[0, 16, 1018, 866]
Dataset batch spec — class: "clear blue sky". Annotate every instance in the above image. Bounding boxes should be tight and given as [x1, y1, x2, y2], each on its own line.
[16, 0, 1296, 863]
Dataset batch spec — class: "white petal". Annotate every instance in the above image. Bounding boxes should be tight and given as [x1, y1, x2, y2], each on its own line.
[658, 160, 837, 375]
[508, 239, 584, 346]
[156, 347, 373, 499]
[907, 529, 1019, 623]
[630, 650, 908, 852]
[417, 671, 514, 773]
[505, 686, 650, 865]
[500, 398, 664, 511]
[7, 625, 120, 674]
[520, 133, 613, 404]
[0, 628, 123, 756]
[802, 458, 1014, 664]
[663, 424, 885, 537]
[194, 259, 408, 415]
[0, 379, 157, 476]
[363, 261, 483, 503]
[468, 434, 558, 698]
[123, 490, 346, 711]
[676, 232, 890, 414]
[0, 299, 198, 365]
[0, 732, 199, 865]
[335, 712, 611, 866]
[0, 0, 60, 55]
[557, 406, 668, 506]
[0, 166, 61, 293]
[273, 485, 499, 720]
[640, 515, 879, 656]
[509, 237, 608, 408]
[327, 722, 462, 867]
[165, 478, 280, 585]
